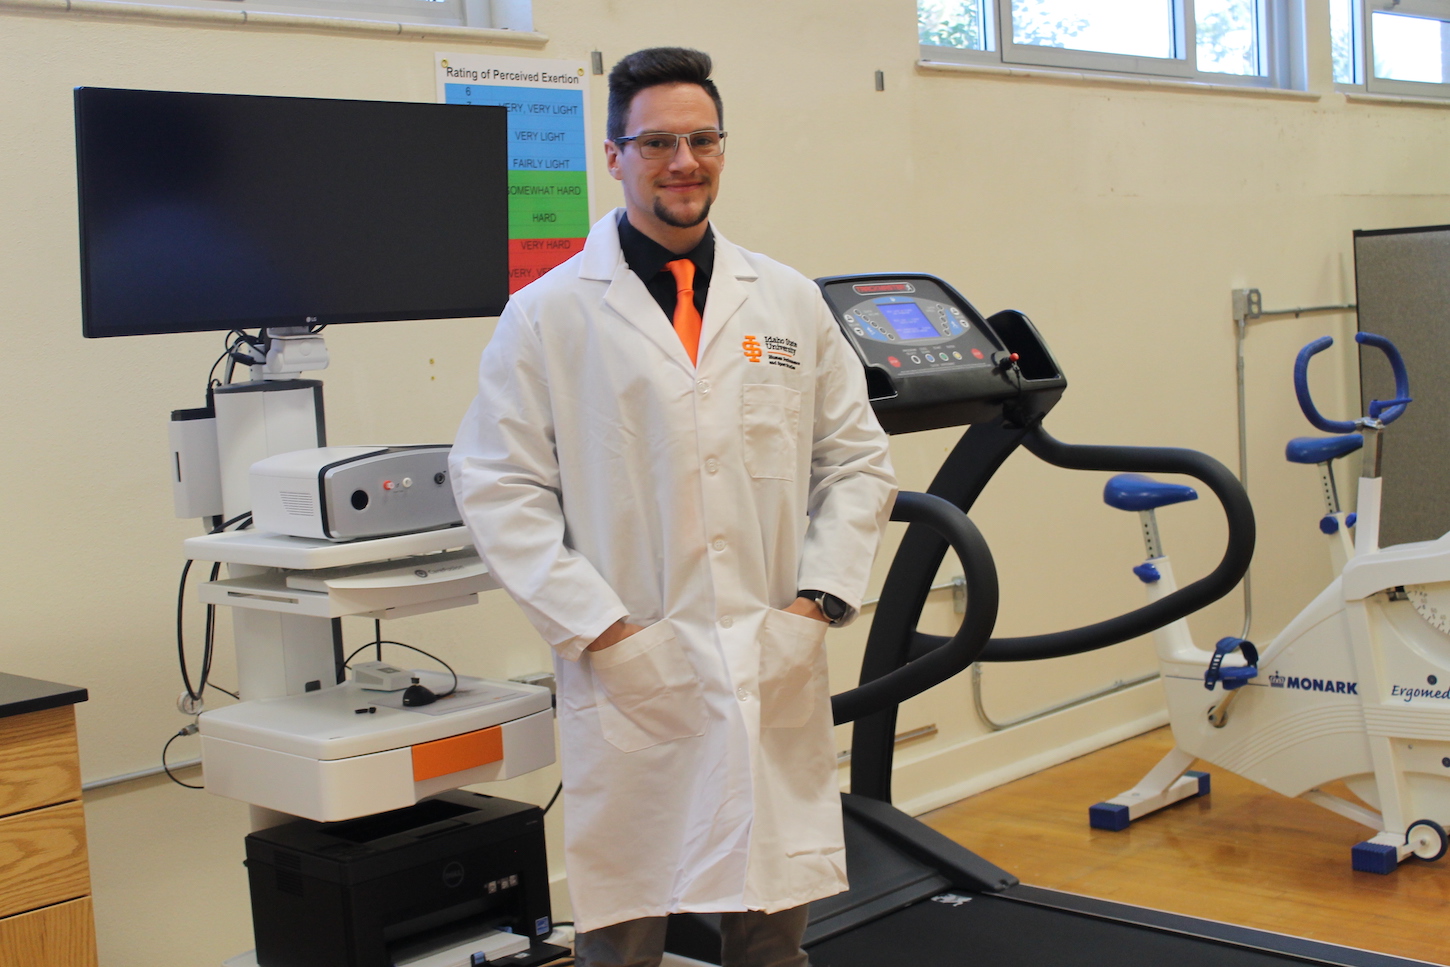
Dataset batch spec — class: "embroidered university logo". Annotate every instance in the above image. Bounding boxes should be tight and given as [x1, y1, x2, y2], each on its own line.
[763, 336, 800, 371]
[742, 334, 764, 362]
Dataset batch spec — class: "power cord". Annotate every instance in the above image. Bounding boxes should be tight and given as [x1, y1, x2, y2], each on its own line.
[176, 512, 252, 711]
[342, 628, 459, 700]
[166, 340, 265, 791]
[207, 330, 251, 388]
[162, 724, 203, 790]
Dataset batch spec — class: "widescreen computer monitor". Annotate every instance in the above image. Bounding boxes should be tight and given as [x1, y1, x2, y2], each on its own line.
[75, 87, 509, 339]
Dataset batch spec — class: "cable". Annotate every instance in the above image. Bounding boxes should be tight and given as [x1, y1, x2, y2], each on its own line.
[543, 782, 563, 815]
[208, 330, 265, 388]
[176, 560, 205, 703]
[206, 330, 243, 388]
[222, 331, 266, 384]
[167, 337, 256, 791]
[176, 513, 253, 705]
[343, 638, 459, 699]
[209, 511, 252, 534]
[175, 559, 223, 704]
[162, 726, 203, 790]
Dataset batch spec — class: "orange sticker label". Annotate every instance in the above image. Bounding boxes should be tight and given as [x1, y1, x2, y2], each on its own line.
[742, 334, 763, 363]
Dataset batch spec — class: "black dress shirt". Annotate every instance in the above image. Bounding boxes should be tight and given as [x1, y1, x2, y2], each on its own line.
[617, 212, 714, 325]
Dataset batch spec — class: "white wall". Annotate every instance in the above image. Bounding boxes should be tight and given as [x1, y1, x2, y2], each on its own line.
[1, 1, 1447, 963]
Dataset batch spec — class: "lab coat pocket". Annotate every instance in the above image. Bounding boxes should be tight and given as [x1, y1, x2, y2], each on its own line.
[759, 608, 830, 728]
[742, 383, 801, 481]
[589, 620, 706, 753]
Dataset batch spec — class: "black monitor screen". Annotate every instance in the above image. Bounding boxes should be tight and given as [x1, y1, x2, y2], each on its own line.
[75, 87, 509, 338]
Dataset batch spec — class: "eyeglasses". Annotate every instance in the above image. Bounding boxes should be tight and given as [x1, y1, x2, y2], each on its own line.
[612, 129, 727, 160]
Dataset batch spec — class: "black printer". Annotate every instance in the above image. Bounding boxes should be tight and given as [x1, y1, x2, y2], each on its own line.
[245, 790, 567, 967]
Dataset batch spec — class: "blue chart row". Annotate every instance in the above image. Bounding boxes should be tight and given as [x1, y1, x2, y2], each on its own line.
[444, 84, 587, 171]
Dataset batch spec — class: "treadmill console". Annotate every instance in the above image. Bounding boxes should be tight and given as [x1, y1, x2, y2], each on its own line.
[816, 273, 1067, 435]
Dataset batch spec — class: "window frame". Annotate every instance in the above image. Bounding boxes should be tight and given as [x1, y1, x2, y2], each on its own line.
[1361, 0, 1450, 97]
[919, 0, 1303, 90]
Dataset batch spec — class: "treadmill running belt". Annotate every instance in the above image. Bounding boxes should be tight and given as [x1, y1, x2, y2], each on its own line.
[806, 894, 1387, 967]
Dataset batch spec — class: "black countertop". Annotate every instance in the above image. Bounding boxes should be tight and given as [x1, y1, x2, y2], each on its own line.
[0, 673, 88, 720]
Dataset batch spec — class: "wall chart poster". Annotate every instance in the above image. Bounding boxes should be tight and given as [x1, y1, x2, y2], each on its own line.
[436, 53, 591, 293]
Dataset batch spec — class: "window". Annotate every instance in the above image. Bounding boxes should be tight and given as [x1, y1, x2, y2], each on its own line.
[1332, 0, 1362, 83]
[919, 0, 1300, 88]
[1333, 0, 1450, 96]
[124, 0, 532, 30]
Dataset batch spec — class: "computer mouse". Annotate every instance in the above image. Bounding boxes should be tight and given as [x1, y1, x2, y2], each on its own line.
[402, 677, 438, 707]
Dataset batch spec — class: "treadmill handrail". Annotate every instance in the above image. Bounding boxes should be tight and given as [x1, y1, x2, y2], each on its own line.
[831, 491, 999, 724]
[975, 424, 1255, 663]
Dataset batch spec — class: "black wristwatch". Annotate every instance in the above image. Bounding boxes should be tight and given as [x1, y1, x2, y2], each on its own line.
[798, 589, 849, 624]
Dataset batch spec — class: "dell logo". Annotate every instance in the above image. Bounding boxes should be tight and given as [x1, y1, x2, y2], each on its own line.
[442, 861, 466, 889]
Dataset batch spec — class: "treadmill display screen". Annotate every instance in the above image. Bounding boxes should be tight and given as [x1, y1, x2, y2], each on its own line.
[878, 302, 937, 341]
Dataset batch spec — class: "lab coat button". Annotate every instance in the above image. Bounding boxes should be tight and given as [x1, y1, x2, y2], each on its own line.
[696, 380, 710, 394]
[706, 459, 719, 473]
[712, 539, 727, 551]
[737, 687, 749, 702]
[720, 615, 733, 628]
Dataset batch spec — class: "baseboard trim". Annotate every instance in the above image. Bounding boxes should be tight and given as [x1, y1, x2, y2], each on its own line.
[890, 680, 1168, 816]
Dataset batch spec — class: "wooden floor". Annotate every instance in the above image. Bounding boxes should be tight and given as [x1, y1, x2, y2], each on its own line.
[921, 728, 1450, 965]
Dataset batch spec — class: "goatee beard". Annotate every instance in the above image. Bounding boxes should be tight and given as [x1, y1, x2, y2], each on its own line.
[653, 194, 712, 229]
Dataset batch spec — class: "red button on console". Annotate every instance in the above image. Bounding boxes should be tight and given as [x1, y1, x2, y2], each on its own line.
[887, 356, 902, 368]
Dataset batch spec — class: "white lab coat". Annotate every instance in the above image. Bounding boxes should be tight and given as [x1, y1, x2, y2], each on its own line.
[451, 210, 896, 933]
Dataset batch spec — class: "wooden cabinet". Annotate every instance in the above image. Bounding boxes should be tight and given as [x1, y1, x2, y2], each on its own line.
[0, 676, 96, 967]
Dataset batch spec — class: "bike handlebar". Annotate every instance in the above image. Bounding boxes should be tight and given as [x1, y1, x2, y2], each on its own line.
[1294, 332, 1410, 432]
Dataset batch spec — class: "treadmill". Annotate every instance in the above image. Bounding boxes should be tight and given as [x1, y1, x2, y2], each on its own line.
[665, 273, 1431, 967]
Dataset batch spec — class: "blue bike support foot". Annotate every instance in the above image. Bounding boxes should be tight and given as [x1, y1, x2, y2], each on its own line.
[1351, 840, 1399, 875]
[1089, 802, 1131, 831]
[1187, 770, 1210, 797]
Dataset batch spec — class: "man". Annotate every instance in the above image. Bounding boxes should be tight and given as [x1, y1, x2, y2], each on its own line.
[451, 47, 896, 967]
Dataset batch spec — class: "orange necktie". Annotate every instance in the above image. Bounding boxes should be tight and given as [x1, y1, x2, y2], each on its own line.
[665, 258, 702, 365]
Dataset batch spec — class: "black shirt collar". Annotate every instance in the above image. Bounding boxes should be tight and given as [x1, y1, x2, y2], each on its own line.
[616, 211, 714, 286]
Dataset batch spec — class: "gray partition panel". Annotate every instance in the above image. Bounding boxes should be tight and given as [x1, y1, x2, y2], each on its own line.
[1354, 225, 1450, 548]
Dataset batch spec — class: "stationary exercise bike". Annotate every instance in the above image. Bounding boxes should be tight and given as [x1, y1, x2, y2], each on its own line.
[1091, 332, 1450, 874]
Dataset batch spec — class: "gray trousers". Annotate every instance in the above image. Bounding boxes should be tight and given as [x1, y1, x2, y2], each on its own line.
[573, 906, 810, 967]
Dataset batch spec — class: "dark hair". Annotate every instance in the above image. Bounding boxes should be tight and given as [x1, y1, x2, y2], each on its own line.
[606, 47, 723, 141]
